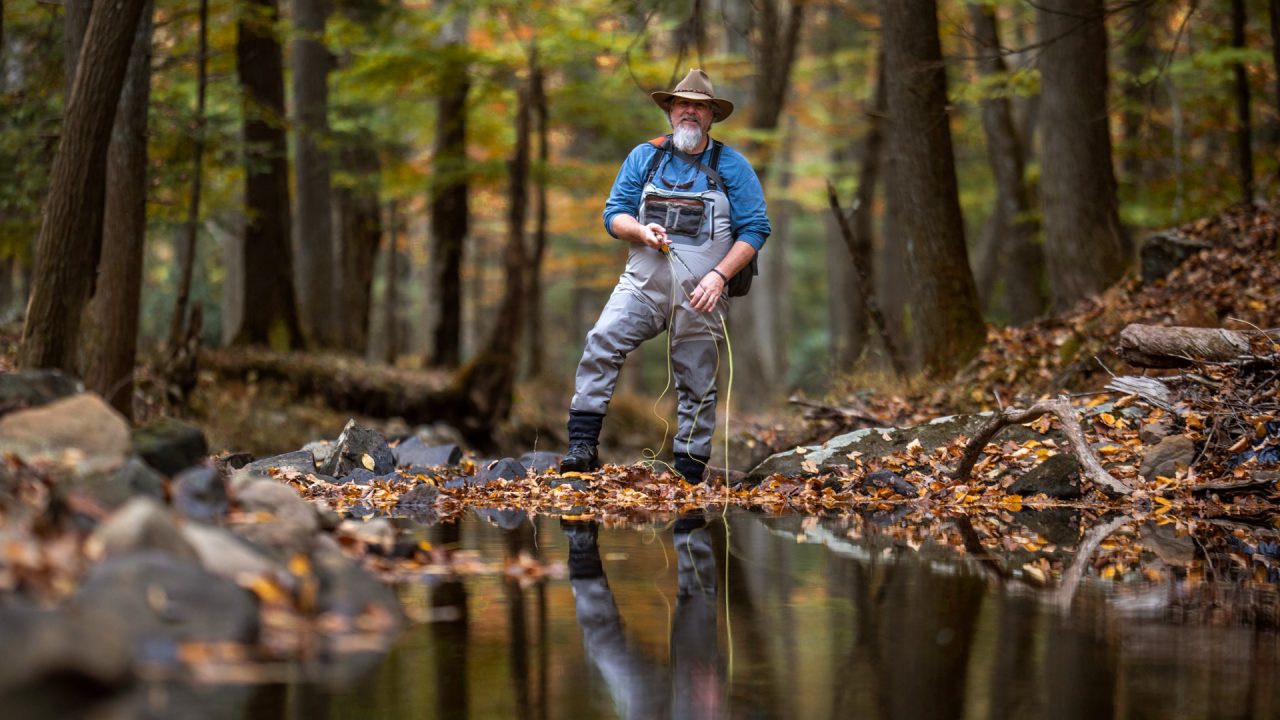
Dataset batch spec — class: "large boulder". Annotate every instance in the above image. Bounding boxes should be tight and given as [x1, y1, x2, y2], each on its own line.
[320, 420, 395, 478]
[747, 414, 1057, 482]
[0, 393, 130, 476]
[131, 418, 208, 477]
[70, 552, 260, 656]
[0, 369, 83, 416]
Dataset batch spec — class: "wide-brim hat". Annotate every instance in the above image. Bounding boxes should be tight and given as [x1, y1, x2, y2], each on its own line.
[651, 68, 734, 123]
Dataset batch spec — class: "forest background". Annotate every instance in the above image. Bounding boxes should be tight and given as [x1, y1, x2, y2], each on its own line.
[2, 0, 1278, 456]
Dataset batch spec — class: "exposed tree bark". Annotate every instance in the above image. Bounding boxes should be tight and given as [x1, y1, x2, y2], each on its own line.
[233, 0, 304, 350]
[64, 0, 91, 89]
[335, 140, 381, 355]
[1038, 0, 1129, 312]
[1231, 0, 1255, 204]
[737, 0, 804, 404]
[967, 2, 1045, 324]
[169, 0, 208, 352]
[880, 0, 984, 376]
[293, 0, 337, 347]
[443, 71, 530, 445]
[383, 199, 401, 365]
[427, 7, 470, 368]
[81, 0, 153, 419]
[526, 45, 549, 379]
[19, 0, 146, 371]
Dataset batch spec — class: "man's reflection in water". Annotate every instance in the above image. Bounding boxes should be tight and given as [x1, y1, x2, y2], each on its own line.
[563, 514, 724, 720]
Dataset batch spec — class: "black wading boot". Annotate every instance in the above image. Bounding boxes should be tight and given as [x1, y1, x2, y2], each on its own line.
[560, 410, 604, 473]
[674, 453, 710, 484]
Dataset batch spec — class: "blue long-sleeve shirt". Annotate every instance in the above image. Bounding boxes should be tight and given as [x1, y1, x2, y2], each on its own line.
[602, 139, 772, 251]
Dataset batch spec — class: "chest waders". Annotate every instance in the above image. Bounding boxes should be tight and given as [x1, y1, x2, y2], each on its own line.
[565, 138, 735, 482]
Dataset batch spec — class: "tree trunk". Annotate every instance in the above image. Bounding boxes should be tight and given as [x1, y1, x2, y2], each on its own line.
[880, 0, 983, 376]
[737, 0, 804, 405]
[19, 0, 146, 371]
[169, 0, 208, 351]
[80, 0, 152, 419]
[967, 2, 1044, 324]
[427, 8, 470, 368]
[293, 0, 336, 347]
[383, 199, 401, 365]
[64, 0, 91, 89]
[1119, 0, 1154, 193]
[335, 140, 381, 355]
[445, 72, 529, 443]
[526, 47, 549, 379]
[1038, 0, 1129, 313]
[1232, 0, 1254, 204]
[1272, 1, 1280, 156]
[233, 0, 304, 350]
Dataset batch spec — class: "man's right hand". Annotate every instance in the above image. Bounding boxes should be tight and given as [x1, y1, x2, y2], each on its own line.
[641, 222, 670, 250]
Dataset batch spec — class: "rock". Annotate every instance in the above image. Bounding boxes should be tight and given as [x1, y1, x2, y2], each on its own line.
[303, 439, 335, 470]
[180, 523, 281, 581]
[394, 483, 439, 522]
[172, 465, 229, 523]
[342, 468, 377, 485]
[394, 437, 463, 469]
[312, 500, 343, 532]
[0, 393, 130, 476]
[0, 602, 131, 696]
[89, 497, 199, 562]
[230, 450, 317, 493]
[475, 508, 529, 530]
[131, 418, 208, 477]
[1139, 521, 1196, 566]
[747, 413, 1058, 483]
[1139, 419, 1174, 444]
[312, 538, 404, 627]
[1140, 230, 1211, 285]
[70, 552, 260, 657]
[337, 518, 395, 554]
[233, 480, 319, 555]
[545, 477, 591, 493]
[412, 422, 466, 448]
[864, 470, 917, 497]
[519, 451, 562, 474]
[66, 455, 166, 511]
[476, 458, 527, 484]
[1007, 454, 1083, 500]
[1140, 435, 1197, 482]
[1011, 508, 1083, 548]
[321, 420, 395, 478]
[0, 369, 83, 416]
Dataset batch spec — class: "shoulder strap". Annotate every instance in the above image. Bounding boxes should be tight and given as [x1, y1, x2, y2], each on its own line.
[643, 135, 671, 185]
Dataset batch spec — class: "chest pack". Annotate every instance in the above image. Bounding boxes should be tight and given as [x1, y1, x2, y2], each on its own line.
[641, 135, 757, 297]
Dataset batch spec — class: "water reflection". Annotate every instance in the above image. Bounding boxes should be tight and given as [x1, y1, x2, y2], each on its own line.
[76, 509, 1280, 719]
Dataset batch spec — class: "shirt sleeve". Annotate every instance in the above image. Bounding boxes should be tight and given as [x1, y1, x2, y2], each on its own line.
[719, 146, 771, 252]
[602, 143, 658, 237]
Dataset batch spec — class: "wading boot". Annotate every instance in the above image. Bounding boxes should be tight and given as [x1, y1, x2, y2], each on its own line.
[674, 453, 710, 484]
[560, 410, 604, 473]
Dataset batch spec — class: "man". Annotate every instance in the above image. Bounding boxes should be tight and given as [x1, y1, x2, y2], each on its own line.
[560, 68, 771, 483]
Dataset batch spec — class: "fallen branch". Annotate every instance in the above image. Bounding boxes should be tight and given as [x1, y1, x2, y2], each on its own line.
[1116, 324, 1253, 368]
[951, 398, 1138, 496]
[1105, 375, 1177, 411]
[788, 395, 884, 427]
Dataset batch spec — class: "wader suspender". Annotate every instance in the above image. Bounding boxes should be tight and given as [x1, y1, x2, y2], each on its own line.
[642, 135, 727, 194]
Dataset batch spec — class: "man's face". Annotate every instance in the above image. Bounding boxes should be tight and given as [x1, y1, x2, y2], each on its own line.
[669, 98, 713, 133]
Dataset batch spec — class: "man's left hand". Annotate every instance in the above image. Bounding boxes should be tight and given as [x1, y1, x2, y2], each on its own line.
[690, 271, 725, 313]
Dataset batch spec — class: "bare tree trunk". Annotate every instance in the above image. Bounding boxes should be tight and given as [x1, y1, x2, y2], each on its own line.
[232, 0, 304, 350]
[738, 0, 804, 405]
[880, 0, 983, 376]
[1038, 0, 1129, 313]
[1119, 0, 1154, 193]
[1232, 0, 1255, 204]
[19, 0, 146, 371]
[967, 3, 1044, 324]
[383, 199, 400, 365]
[526, 45, 549, 379]
[293, 0, 336, 347]
[170, 0, 208, 351]
[335, 140, 381, 355]
[81, 0, 152, 419]
[427, 7, 469, 368]
[64, 0, 91, 89]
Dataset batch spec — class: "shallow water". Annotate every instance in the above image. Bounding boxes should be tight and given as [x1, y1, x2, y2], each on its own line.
[68, 509, 1280, 719]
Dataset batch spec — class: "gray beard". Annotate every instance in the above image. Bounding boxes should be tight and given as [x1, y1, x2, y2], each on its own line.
[672, 124, 703, 154]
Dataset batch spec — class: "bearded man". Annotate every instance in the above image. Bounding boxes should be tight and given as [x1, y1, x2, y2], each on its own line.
[559, 69, 772, 483]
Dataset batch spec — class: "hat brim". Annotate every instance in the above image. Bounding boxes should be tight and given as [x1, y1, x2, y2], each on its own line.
[651, 91, 734, 123]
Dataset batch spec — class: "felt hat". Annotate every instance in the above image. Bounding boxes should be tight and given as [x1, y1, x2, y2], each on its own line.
[651, 68, 734, 123]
